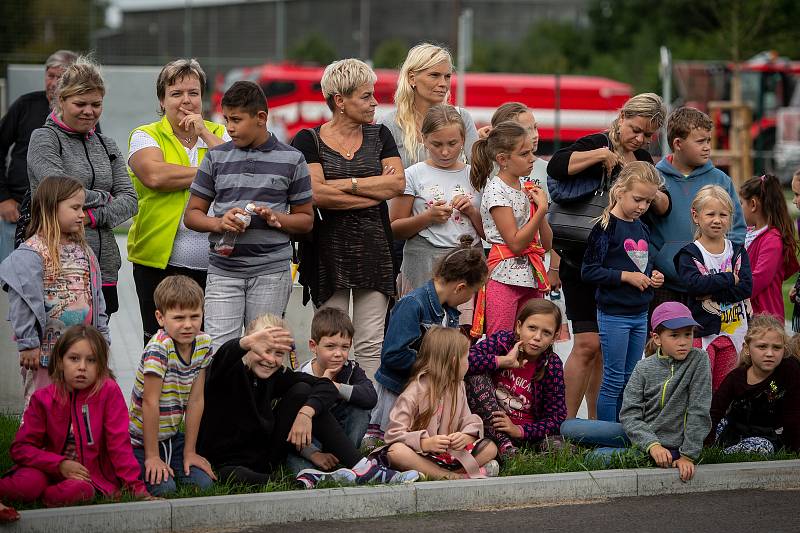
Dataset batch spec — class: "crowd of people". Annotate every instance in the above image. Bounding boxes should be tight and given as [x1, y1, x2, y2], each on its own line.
[0, 43, 799, 521]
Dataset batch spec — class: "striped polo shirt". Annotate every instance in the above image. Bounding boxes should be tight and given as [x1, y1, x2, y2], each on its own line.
[128, 330, 214, 447]
[190, 133, 312, 278]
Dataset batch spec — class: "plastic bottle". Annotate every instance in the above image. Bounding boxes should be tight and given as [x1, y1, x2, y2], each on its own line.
[214, 203, 255, 257]
[549, 289, 571, 342]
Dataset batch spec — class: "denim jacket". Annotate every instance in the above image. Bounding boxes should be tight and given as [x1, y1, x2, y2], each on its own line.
[375, 280, 460, 394]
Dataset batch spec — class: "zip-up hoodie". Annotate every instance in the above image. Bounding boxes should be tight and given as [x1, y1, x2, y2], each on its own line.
[298, 358, 377, 410]
[650, 156, 746, 292]
[674, 241, 752, 338]
[10, 379, 147, 497]
[0, 239, 110, 350]
[620, 348, 712, 461]
[27, 114, 138, 285]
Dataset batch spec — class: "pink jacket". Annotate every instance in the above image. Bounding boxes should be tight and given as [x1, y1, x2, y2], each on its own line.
[384, 374, 483, 452]
[11, 378, 147, 497]
[747, 228, 799, 320]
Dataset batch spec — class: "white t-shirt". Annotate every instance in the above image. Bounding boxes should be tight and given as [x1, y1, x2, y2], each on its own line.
[694, 239, 749, 352]
[481, 176, 539, 288]
[521, 158, 550, 203]
[403, 161, 481, 248]
[128, 129, 231, 270]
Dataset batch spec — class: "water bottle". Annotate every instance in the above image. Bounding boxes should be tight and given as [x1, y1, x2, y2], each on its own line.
[549, 289, 571, 342]
[214, 203, 255, 257]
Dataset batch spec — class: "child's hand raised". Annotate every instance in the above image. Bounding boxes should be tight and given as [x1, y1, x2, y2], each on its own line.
[59, 459, 90, 482]
[219, 207, 248, 233]
[498, 342, 527, 369]
[322, 365, 343, 381]
[621, 271, 652, 291]
[650, 270, 664, 288]
[525, 185, 548, 211]
[648, 444, 673, 468]
[421, 435, 451, 454]
[426, 201, 453, 224]
[254, 206, 282, 228]
[241, 326, 294, 358]
[19, 347, 41, 370]
[672, 456, 695, 482]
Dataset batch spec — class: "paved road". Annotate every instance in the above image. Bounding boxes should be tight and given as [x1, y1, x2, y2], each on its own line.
[238, 489, 800, 533]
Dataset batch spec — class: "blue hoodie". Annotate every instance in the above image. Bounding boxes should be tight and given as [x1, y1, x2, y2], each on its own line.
[649, 156, 746, 292]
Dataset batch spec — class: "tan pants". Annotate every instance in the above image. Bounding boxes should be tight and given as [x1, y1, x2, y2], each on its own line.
[322, 289, 388, 382]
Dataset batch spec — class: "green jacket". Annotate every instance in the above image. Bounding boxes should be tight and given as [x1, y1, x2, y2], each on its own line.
[126, 116, 227, 269]
[620, 348, 712, 461]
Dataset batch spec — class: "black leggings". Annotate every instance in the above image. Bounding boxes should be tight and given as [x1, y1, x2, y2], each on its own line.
[219, 382, 363, 485]
[132, 263, 207, 345]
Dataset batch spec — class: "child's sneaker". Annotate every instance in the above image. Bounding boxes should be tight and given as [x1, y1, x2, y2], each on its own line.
[352, 458, 419, 485]
[295, 467, 356, 489]
[499, 441, 518, 461]
[480, 459, 500, 478]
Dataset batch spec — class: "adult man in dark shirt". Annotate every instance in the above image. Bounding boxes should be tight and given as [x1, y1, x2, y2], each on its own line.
[0, 50, 77, 260]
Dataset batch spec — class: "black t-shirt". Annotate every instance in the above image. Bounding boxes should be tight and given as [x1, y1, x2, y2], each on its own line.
[0, 91, 50, 202]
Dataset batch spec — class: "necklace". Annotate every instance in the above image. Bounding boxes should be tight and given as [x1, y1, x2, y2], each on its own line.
[328, 125, 361, 159]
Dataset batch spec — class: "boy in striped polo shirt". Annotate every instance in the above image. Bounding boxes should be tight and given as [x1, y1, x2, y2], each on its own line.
[129, 275, 217, 496]
[185, 81, 313, 350]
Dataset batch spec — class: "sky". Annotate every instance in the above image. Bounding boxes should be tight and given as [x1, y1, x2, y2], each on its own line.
[107, 0, 248, 27]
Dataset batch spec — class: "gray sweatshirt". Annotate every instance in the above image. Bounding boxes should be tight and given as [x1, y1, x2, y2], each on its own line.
[27, 116, 138, 284]
[0, 242, 110, 350]
[620, 348, 712, 461]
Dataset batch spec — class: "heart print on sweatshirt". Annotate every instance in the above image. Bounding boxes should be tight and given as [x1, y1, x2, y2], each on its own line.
[624, 238, 648, 273]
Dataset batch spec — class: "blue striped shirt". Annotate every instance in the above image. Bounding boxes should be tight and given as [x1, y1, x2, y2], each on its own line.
[190, 134, 312, 277]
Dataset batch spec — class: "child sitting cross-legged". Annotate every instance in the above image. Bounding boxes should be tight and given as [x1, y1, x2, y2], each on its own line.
[381, 327, 499, 480]
[197, 314, 419, 489]
[286, 307, 377, 473]
[128, 275, 216, 496]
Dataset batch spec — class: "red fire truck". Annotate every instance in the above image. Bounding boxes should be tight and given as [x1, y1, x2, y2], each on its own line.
[212, 63, 632, 154]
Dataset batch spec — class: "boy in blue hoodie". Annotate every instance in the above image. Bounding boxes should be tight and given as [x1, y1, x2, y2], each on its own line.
[649, 107, 746, 307]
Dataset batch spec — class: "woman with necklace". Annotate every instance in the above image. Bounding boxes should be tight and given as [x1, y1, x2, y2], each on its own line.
[292, 58, 405, 381]
[126, 59, 229, 344]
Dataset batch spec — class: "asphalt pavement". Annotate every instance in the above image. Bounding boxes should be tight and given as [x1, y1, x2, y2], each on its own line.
[237, 489, 800, 533]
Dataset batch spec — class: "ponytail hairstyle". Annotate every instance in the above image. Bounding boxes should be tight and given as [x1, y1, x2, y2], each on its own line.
[608, 93, 665, 164]
[740, 313, 790, 368]
[49, 325, 114, 399]
[469, 121, 528, 190]
[394, 43, 454, 165]
[691, 185, 734, 239]
[432, 234, 488, 288]
[598, 161, 663, 229]
[514, 299, 561, 382]
[739, 174, 797, 264]
[27, 176, 88, 274]
[490, 102, 528, 128]
[408, 327, 470, 432]
[644, 325, 666, 357]
[421, 103, 466, 142]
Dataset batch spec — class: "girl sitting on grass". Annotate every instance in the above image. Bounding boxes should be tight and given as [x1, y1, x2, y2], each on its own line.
[0, 326, 148, 512]
[383, 327, 499, 479]
[706, 314, 800, 454]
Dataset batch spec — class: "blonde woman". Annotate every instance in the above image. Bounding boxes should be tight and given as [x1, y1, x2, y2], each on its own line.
[546, 93, 668, 419]
[26, 56, 137, 317]
[292, 59, 404, 380]
[379, 43, 479, 168]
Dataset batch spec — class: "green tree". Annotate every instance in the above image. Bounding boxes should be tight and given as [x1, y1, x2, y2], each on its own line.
[288, 34, 337, 66]
[373, 38, 408, 69]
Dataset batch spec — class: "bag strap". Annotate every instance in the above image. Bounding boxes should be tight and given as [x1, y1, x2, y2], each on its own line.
[305, 127, 321, 161]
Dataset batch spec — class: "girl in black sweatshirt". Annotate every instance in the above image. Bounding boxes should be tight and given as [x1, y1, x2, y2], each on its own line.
[197, 314, 419, 488]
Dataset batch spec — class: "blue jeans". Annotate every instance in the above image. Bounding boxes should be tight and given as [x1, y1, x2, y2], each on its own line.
[0, 219, 16, 262]
[596, 310, 648, 422]
[132, 432, 214, 496]
[561, 419, 680, 462]
[285, 403, 370, 474]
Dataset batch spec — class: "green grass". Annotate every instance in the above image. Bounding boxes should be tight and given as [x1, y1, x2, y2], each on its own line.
[2, 413, 798, 511]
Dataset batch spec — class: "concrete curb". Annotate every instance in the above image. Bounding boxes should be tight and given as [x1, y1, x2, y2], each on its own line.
[6, 460, 800, 532]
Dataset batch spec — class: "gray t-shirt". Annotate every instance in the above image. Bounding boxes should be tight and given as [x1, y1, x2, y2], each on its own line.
[378, 108, 479, 168]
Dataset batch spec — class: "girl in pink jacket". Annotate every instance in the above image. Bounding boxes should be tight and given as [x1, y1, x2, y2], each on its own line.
[0, 325, 147, 509]
[739, 174, 799, 320]
[382, 327, 499, 480]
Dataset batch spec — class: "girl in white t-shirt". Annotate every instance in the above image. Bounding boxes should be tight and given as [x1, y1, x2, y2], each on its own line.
[390, 104, 484, 324]
[470, 122, 551, 337]
[675, 185, 753, 392]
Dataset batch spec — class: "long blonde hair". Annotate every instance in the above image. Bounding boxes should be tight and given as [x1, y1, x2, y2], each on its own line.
[608, 93, 665, 163]
[407, 327, 470, 432]
[691, 185, 734, 239]
[599, 161, 663, 229]
[469, 121, 527, 190]
[394, 43, 453, 164]
[27, 176, 88, 273]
